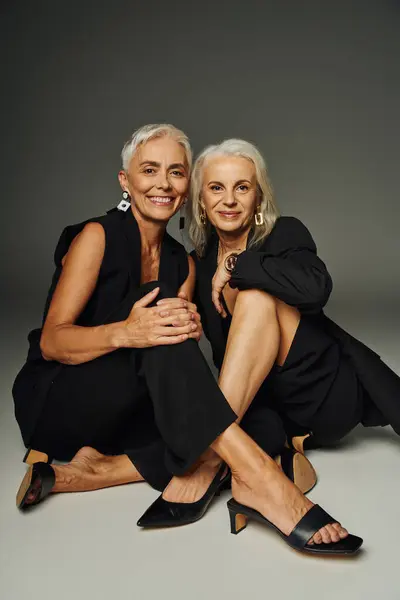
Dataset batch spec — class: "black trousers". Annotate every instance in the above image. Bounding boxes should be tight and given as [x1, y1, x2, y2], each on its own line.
[24, 282, 286, 491]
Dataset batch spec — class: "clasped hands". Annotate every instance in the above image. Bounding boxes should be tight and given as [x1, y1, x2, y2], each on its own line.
[123, 287, 202, 348]
[122, 248, 235, 348]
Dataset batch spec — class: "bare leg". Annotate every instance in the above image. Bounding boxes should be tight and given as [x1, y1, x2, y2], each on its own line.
[218, 290, 300, 419]
[24, 447, 143, 503]
[212, 423, 347, 545]
[163, 289, 299, 502]
[163, 290, 346, 544]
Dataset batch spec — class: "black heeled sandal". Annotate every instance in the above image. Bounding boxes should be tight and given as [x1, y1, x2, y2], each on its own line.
[279, 447, 317, 494]
[17, 449, 55, 510]
[227, 499, 363, 556]
[137, 463, 231, 529]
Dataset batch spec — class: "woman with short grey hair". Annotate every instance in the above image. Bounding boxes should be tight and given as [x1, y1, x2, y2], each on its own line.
[14, 123, 203, 500]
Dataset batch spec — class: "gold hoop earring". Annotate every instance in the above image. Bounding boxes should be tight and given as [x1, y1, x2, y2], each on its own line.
[255, 206, 264, 226]
[200, 207, 207, 225]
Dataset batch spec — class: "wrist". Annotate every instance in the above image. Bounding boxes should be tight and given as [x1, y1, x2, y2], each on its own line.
[109, 321, 132, 349]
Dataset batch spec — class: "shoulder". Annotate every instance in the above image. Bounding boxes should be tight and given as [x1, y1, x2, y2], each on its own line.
[273, 215, 311, 234]
[58, 211, 117, 241]
[264, 215, 316, 250]
[60, 223, 106, 268]
[54, 210, 120, 266]
[72, 222, 105, 248]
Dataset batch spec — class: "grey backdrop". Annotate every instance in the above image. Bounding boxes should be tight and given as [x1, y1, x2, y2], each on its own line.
[1, 4, 400, 597]
[1, 0, 399, 372]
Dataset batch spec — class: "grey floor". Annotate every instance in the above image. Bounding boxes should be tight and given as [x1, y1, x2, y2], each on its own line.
[1, 311, 399, 600]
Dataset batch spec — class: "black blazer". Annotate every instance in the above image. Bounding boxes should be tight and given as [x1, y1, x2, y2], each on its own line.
[192, 216, 400, 434]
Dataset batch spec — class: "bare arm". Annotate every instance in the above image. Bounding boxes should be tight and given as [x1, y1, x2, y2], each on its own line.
[41, 225, 198, 365]
[40, 222, 125, 364]
[177, 254, 196, 301]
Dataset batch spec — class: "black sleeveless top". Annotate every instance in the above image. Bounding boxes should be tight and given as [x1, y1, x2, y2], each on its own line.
[27, 207, 189, 361]
[14, 207, 189, 446]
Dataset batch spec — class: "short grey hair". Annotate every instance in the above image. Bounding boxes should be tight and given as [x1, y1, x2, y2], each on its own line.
[188, 139, 280, 256]
[121, 123, 192, 171]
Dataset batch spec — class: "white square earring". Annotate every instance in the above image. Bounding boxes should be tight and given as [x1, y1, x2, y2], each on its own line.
[117, 191, 131, 212]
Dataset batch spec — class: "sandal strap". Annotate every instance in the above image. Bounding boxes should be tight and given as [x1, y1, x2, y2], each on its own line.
[287, 504, 335, 549]
[33, 463, 56, 501]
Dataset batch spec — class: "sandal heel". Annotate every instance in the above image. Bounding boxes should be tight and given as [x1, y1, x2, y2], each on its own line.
[229, 507, 248, 535]
[291, 433, 311, 455]
[279, 447, 317, 494]
[23, 448, 52, 465]
[293, 452, 317, 494]
[17, 462, 56, 510]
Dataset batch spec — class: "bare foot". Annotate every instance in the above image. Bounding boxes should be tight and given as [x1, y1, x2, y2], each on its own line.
[232, 456, 348, 546]
[25, 447, 143, 503]
[162, 454, 226, 504]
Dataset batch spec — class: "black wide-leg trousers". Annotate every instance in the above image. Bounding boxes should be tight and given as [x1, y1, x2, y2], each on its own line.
[20, 282, 237, 490]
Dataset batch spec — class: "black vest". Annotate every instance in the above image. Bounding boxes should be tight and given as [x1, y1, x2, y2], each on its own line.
[28, 207, 189, 359]
[14, 207, 189, 445]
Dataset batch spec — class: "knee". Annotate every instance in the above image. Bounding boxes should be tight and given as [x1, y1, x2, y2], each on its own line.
[275, 298, 300, 323]
[235, 288, 277, 313]
[140, 281, 176, 303]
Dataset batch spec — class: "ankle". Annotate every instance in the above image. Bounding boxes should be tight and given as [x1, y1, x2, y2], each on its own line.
[52, 464, 76, 490]
[199, 448, 221, 467]
[232, 452, 278, 487]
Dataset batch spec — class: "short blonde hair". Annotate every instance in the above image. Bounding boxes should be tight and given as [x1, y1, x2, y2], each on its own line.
[188, 139, 280, 256]
[121, 123, 192, 170]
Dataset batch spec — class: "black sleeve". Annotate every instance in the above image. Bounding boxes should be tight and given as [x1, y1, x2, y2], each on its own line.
[229, 217, 332, 314]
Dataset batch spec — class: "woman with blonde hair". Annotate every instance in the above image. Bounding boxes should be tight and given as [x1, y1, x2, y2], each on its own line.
[187, 137, 400, 478]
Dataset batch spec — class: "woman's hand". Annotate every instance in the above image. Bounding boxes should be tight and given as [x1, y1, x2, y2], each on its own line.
[157, 292, 203, 341]
[212, 254, 233, 318]
[122, 287, 200, 348]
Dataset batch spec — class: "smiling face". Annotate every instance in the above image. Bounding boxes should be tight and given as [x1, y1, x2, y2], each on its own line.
[201, 155, 259, 236]
[119, 136, 189, 224]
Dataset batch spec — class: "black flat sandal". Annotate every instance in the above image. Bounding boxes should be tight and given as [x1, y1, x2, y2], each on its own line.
[227, 498, 363, 556]
[137, 463, 231, 529]
[279, 447, 317, 494]
[16, 461, 56, 510]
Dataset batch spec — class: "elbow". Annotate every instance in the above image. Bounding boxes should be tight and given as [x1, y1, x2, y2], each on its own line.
[40, 329, 77, 365]
[301, 273, 332, 313]
[310, 273, 332, 310]
[321, 273, 333, 307]
[40, 331, 55, 361]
